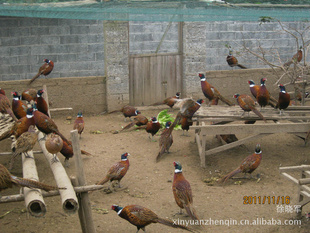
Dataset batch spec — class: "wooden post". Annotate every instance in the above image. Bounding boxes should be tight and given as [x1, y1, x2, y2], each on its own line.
[71, 129, 96, 233]
[22, 151, 47, 217]
[38, 132, 79, 214]
[42, 84, 51, 117]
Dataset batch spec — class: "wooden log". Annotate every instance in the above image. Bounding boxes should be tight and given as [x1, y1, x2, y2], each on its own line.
[279, 165, 310, 172]
[22, 151, 47, 217]
[37, 131, 79, 214]
[299, 178, 310, 185]
[0, 151, 42, 156]
[0, 184, 104, 204]
[280, 172, 299, 184]
[71, 129, 96, 233]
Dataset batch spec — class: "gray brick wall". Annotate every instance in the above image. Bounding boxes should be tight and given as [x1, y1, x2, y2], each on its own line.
[0, 17, 105, 81]
[0, 17, 309, 85]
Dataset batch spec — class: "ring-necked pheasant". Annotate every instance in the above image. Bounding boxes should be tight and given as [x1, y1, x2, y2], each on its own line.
[198, 73, 233, 106]
[173, 161, 200, 220]
[120, 114, 148, 132]
[22, 88, 37, 103]
[111, 204, 193, 232]
[284, 46, 302, 67]
[45, 133, 64, 163]
[0, 89, 18, 122]
[9, 125, 38, 170]
[226, 47, 247, 69]
[73, 111, 84, 138]
[156, 121, 173, 162]
[276, 84, 290, 115]
[234, 94, 266, 122]
[35, 89, 49, 117]
[0, 163, 66, 193]
[32, 103, 70, 144]
[219, 144, 262, 183]
[256, 78, 270, 110]
[96, 152, 130, 191]
[29, 59, 54, 85]
[145, 117, 161, 141]
[150, 92, 181, 109]
[109, 105, 141, 122]
[10, 108, 36, 139]
[11, 91, 27, 119]
[248, 80, 277, 108]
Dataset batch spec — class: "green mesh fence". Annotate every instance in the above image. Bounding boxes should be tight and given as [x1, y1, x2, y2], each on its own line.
[0, 1, 309, 22]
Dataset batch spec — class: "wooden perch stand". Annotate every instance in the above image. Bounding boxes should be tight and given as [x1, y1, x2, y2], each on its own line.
[279, 165, 310, 218]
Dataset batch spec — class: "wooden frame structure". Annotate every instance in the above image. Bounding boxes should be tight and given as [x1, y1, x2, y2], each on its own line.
[279, 165, 310, 218]
[192, 105, 310, 167]
[0, 86, 103, 233]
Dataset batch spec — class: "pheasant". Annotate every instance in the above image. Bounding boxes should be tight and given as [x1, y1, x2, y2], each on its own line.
[29, 59, 54, 84]
[284, 46, 302, 67]
[96, 152, 130, 191]
[219, 144, 262, 183]
[145, 117, 161, 141]
[234, 93, 266, 122]
[9, 125, 38, 170]
[21, 88, 37, 103]
[276, 84, 290, 115]
[73, 111, 85, 138]
[173, 161, 200, 220]
[198, 73, 233, 106]
[120, 114, 148, 132]
[0, 163, 65, 193]
[111, 204, 193, 232]
[35, 89, 49, 117]
[109, 105, 141, 121]
[156, 121, 173, 162]
[11, 91, 27, 119]
[45, 133, 64, 163]
[226, 48, 247, 69]
[150, 92, 181, 109]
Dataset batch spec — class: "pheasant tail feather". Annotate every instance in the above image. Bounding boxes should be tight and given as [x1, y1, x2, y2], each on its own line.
[219, 167, 242, 183]
[11, 176, 65, 191]
[157, 217, 194, 232]
[237, 64, 247, 69]
[96, 176, 109, 185]
[29, 73, 41, 85]
[185, 204, 200, 221]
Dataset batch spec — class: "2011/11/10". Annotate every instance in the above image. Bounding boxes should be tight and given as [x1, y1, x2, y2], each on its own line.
[243, 196, 290, 205]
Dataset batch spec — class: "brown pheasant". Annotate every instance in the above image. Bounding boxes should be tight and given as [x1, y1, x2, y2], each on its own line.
[173, 161, 200, 220]
[45, 133, 64, 163]
[0, 163, 66, 193]
[96, 152, 130, 191]
[219, 144, 262, 183]
[9, 125, 38, 170]
[111, 204, 193, 232]
[73, 111, 84, 138]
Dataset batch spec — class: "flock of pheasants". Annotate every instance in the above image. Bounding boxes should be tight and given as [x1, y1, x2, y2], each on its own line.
[0, 47, 307, 232]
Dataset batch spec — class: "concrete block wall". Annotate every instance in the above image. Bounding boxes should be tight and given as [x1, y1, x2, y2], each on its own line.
[0, 76, 106, 116]
[129, 21, 179, 54]
[204, 21, 310, 71]
[0, 17, 105, 81]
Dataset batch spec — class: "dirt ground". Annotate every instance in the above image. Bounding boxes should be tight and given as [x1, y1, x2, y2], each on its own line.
[0, 107, 309, 233]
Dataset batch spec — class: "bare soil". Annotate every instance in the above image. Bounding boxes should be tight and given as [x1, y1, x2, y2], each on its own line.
[0, 108, 309, 233]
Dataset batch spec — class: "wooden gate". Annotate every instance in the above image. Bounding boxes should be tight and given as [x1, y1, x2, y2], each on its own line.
[129, 53, 183, 106]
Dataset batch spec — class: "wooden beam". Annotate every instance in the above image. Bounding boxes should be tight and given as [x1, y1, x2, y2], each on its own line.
[0, 184, 104, 204]
[71, 130, 96, 233]
[192, 122, 310, 135]
[204, 134, 269, 156]
[299, 178, 310, 185]
[22, 151, 47, 218]
[38, 132, 79, 214]
[281, 172, 299, 184]
[279, 165, 310, 172]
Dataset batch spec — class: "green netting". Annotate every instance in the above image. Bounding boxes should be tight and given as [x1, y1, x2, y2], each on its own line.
[0, 1, 309, 22]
